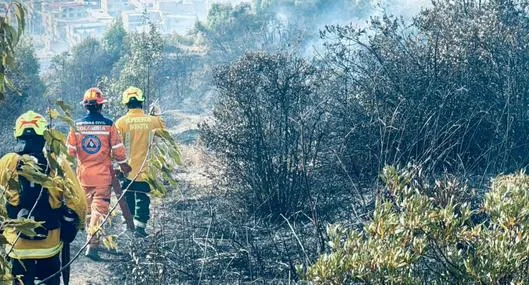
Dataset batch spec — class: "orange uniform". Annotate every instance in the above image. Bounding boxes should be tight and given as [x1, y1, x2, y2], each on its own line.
[66, 112, 127, 246]
[66, 113, 127, 186]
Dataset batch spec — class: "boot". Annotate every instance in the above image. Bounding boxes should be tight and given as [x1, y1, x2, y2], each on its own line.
[134, 227, 148, 238]
[121, 217, 131, 232]
[85, 245, 100, 261]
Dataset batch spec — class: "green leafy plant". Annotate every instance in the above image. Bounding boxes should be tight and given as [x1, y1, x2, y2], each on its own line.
[305, 166, 529, 284]
[145, 128, 182, 198]
[0, 1, 25, 99]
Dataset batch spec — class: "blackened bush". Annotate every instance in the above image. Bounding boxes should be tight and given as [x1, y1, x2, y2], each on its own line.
[323, 0, 529, 176]
[200, 53, 340, 219]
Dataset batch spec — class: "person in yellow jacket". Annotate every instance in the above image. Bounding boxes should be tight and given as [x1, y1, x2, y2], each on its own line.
[115, 87, 165, 237]
[0, 111, 86, 285]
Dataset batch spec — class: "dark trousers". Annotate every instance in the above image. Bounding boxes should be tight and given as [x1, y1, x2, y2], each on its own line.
[11, 253, 60, 285]
[122, 179, 151, 227]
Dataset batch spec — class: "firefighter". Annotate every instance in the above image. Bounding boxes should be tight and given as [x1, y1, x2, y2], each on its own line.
[0, 111, 86, 285]
[66, 87, 131, 260]
[115, 86, 166, 237]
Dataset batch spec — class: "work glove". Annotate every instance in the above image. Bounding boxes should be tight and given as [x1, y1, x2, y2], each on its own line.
[16, 208, 31, 220]
[119, 163, 132, 175]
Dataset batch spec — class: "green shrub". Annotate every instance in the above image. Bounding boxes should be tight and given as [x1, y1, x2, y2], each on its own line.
[305, 166, 529, 284]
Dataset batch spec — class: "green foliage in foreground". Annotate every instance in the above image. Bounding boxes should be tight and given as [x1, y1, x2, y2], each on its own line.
[0, 1, 25, 100]
[145, 129, 182, 198]
[306, 166, 529, 284]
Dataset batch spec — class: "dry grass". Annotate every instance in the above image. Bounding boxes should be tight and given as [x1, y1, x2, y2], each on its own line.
[103, 141, 323, 284]
[177, 143, 213, 189]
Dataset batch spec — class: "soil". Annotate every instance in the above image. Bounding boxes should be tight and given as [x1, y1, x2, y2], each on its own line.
[67, 160, 208, 284]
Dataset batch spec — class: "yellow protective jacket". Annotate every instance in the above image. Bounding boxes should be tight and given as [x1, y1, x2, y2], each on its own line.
[0, 153, 86, 260]
[115, 109, 166, 182]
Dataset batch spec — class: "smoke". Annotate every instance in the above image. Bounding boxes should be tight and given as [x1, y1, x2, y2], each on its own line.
[273, 0, 431, 29]
[279, 0, 432, 57]
[379, 0, 431, 18]
[223, 0, 431, 57]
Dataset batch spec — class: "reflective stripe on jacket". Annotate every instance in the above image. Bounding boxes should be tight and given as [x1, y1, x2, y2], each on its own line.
[66, 113, 127, 187]
[115, 109, 165, 182]
[4, 229, 62, 259]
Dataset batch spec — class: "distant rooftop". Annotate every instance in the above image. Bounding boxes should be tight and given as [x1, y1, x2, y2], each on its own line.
[46, 2, 85, 10]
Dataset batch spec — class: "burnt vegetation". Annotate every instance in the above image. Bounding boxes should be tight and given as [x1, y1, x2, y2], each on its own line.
[195, 0, 529, 283]
[4, 0, 529, 284]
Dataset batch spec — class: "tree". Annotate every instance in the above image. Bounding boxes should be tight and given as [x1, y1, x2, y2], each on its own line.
[195, 2, 303, 63]
[45, 38, 112, 114]
[114, 23, 164, 110]
[319, 0, 529, 178]
[102, 18, 128, 67]
[0, 39, 45, 153]
[157, 45, 201, 108]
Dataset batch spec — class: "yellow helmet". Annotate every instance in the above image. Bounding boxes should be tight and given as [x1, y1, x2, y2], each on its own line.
[122, 86, 145, 105]
[14, 111, 48, 138]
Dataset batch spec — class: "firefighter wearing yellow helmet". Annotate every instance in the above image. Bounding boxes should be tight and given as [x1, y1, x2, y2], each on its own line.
[115, 86, 166, 237]
[121, 86, 145, 105]
[0, 111, 86, 285]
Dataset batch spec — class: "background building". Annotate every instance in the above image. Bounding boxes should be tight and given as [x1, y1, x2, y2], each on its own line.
[15, 0, 243, 68]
